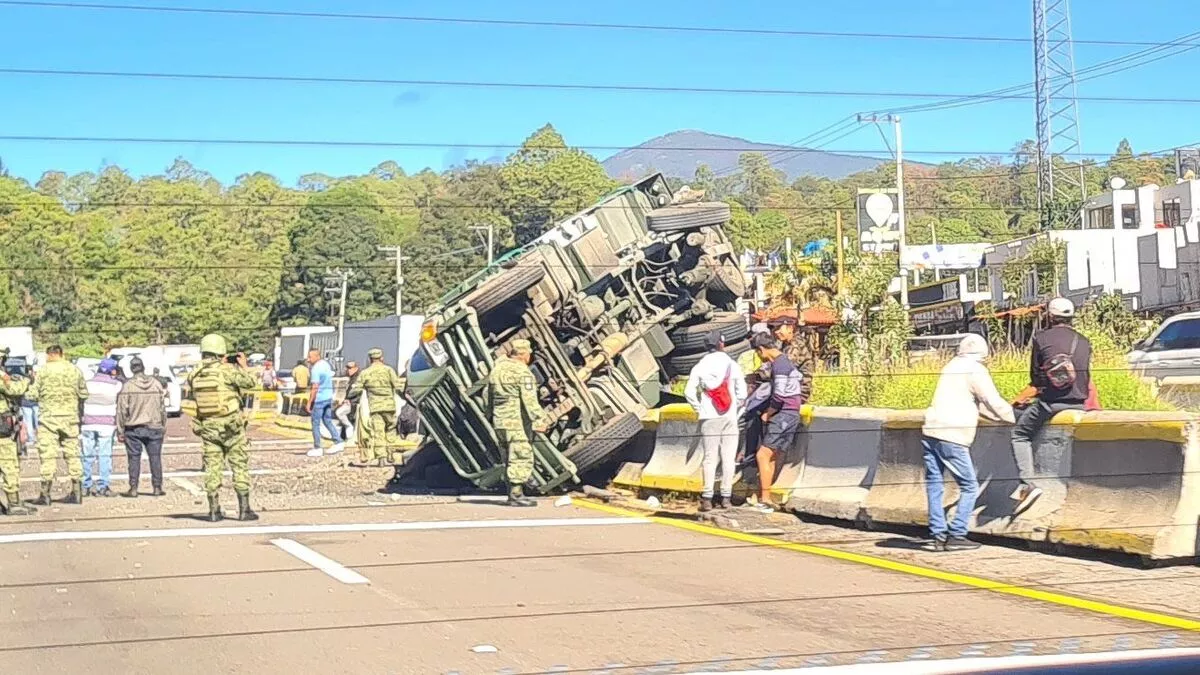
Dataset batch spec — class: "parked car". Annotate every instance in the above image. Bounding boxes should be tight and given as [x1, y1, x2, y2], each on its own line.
[1126, 311, 1200, 381]
[408, 173, 746, 494]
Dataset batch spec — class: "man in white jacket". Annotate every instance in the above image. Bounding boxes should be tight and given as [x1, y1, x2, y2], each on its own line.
[921, 333, 1015, 552]
[685, 330, 747, 512]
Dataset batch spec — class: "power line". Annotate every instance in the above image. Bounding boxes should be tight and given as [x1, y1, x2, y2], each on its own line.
[7, 68, 1200, 106]
[0, 134, 1177, 157]
[0, 1, 1189, 48]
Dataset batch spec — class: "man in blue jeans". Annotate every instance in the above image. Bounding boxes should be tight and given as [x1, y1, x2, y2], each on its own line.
[305, 350, 344, 458]
[920, 334, 1015, 551]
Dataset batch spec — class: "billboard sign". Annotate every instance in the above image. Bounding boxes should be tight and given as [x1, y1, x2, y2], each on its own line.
[857, 189, 901, 254]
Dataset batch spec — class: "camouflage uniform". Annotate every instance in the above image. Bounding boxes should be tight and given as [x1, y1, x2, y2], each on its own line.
[187, 356, 257, 496]
[782, 335, 815, 404]
[347, 349, 404, 465]
[488, 342, 548, 493]
[26, 359, 89, 482]
[0, 351, 29, 504]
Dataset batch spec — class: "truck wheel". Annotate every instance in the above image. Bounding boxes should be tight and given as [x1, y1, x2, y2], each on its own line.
[465, 264, 546, 316]
[668, 312, 750, 353]
[646, 202, 731, 233]
[664, 337, 752, 376]
[564, 412, 643, 475]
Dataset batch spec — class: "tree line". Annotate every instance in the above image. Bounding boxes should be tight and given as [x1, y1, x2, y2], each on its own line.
[0, 123, 1173, 355]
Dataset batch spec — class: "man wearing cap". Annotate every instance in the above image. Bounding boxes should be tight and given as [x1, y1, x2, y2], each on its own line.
[25, 345, 89, 505]
[685, 330, 747, 511]
[488, 339, 550, 507]
[1009, 297, 1092, 514]
[347, 348, 406, 467]
[80, 357, 123, 497]
[0, 346, 35, 514]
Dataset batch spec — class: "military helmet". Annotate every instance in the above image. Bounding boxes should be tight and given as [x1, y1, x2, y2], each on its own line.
[199, 333, 228, 356]
[0, 346, 8, 357]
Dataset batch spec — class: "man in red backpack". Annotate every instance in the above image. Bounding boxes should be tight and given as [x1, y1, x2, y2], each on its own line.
[685, 330, 747, 512]
[1009, 297, 1092, 514]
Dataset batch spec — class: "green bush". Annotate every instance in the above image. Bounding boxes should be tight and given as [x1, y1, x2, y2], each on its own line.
[809, 349, 1168, 412]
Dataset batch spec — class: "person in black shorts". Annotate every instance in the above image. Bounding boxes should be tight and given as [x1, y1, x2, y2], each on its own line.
[751, 332, 806, 512]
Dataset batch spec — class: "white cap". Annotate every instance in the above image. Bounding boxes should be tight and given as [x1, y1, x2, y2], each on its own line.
[1048, 297, 1075, 318]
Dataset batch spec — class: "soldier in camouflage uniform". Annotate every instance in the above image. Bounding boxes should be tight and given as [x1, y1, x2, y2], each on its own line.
[347, 348, 405, 467]
[0, 346, 35, 515]
[25, 345, 89, 505]
[488, 339, 549, 507]
[187, 334, 259, 522]
[770, 321, 815, 404]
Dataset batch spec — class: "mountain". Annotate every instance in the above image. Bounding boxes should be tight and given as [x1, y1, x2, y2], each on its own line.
[601, 130, 887, 182]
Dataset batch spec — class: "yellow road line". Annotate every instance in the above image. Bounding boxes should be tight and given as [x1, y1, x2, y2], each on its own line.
[575, 499, 1200, 632]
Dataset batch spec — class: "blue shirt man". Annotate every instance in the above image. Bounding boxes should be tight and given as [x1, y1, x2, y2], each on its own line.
[305, 350, 342, 457]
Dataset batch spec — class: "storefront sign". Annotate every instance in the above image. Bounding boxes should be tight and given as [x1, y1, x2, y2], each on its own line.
[911, 301, 965, 330]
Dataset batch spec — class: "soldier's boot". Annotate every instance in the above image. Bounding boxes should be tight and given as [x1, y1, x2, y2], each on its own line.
[31, 480, 53, 506]
[506, 486, 536, 508]
[206, 494, 224, 523]
[237, 493, 259, 521]
[4, 492, 33, 516]
[63, 480, 83, 505]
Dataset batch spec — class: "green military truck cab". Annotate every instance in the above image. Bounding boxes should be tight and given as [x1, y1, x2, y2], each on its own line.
[408, 173, 748, 493]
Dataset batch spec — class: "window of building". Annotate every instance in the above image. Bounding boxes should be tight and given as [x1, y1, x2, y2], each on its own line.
[1164, 200, 1183, 228]
[1121, 204, 1137, 229]
[1086, 207, 1113, 229]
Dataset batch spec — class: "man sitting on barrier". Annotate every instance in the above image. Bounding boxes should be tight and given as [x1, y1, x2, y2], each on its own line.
[1009, 297, 1093, 515]
[921, 333, 1014, 552]
[750, 332, 807, 514]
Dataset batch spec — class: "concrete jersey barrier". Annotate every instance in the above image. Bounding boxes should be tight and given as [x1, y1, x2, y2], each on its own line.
[623, 403, 1200, 560]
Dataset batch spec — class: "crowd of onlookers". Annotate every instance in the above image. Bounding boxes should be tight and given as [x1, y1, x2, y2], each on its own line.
[685, 296, 1095, 552]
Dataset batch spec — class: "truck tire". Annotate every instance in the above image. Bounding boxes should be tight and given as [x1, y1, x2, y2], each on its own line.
[664, 337, 752, 376]
[646, 202, 731, 233]
[564, 412, 642, 475]
[669, 312, 750, 353]
[465, 264, 545, 316]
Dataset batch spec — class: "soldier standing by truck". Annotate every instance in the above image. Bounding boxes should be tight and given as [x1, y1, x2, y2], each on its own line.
[488, 339, 550, 507]
[26, 345, 89, 505]
[187, 334, 259, 522]
[0, 346, 34, 515]
[347, 348, 405, 468]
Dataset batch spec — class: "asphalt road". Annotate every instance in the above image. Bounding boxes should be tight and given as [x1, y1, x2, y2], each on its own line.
[0, 500, 1177, 674]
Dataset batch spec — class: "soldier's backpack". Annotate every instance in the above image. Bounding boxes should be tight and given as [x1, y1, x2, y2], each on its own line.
[190, 363, 238, 419]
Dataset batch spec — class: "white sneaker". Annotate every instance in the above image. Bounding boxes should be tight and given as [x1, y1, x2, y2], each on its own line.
[306, 448, 323, 458]
[326, 443, 345, 455]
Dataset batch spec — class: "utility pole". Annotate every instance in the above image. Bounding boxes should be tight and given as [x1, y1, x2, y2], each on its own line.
[323, 268, 354, 353]
[471, 224, 495, 267]
[377, 246, 408, 315]
[835, 211, 846, 296]
[377, 245, 408, 367]
[857, 113, 909, 307]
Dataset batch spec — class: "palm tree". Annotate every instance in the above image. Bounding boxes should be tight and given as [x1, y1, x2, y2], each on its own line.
[765, 256, 837, 309]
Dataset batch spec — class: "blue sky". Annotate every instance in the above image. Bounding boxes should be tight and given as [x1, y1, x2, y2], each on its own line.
[1, 0, 1197, 185]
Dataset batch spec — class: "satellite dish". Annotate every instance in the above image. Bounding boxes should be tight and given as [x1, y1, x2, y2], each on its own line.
[1109, 177, 1127, 190]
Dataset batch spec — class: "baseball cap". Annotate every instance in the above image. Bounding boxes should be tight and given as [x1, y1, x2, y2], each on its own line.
[99, 358, 119, 374]
[1048, 297, 1075, 318]
[750, 322, 770, 335]
[704, 330, 725, 351]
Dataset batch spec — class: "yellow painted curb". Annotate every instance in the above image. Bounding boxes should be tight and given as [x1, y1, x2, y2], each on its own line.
[1073, 419, 1188, 444]
[573, 499, 1200, 632]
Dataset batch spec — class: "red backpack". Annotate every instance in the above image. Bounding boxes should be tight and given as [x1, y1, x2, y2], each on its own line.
[704, 363, 735, 415]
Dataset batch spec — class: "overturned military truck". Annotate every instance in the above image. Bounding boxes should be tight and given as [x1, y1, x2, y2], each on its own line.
[407, 174, 749, 493]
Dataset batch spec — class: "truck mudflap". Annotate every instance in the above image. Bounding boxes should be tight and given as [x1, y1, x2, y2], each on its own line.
[408, 365, 580, 495]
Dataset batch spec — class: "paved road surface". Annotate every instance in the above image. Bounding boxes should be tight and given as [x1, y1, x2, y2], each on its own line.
[0, 501, 1186, 674]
